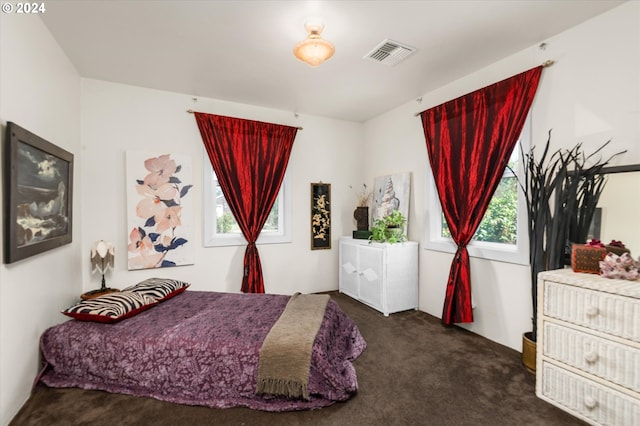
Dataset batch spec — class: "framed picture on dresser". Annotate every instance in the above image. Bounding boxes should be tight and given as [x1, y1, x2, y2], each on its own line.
[4, 122, 74, 263]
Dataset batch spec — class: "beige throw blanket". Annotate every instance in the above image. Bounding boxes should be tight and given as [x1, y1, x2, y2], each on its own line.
[255, 293, 330, 400]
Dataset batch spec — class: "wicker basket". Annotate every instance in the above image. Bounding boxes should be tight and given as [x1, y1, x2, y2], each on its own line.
[605, 245, 630, 257]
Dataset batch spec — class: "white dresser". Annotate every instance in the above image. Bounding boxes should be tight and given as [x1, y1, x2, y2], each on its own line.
[536, 269, 640, 425]
[338, 236, 418, 316]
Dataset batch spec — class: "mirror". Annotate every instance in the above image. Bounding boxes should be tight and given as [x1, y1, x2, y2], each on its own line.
[591, 165, 640, 256]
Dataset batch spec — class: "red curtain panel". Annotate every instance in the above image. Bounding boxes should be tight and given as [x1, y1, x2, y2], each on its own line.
[420, 66, 542, 325]
[195, 113, 298, 293]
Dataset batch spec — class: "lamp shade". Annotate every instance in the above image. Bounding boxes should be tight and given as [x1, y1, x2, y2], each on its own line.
[91, 240, 114, 275]
[293, 23, 335, 67]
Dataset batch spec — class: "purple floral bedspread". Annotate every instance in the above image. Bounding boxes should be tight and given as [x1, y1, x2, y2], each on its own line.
[39, 291, 366, 411]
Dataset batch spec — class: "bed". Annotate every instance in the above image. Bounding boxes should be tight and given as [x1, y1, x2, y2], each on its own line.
[37, 281, 366, 412]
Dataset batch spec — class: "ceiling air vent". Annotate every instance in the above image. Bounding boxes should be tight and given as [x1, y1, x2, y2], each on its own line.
[363, 39, 416, 66]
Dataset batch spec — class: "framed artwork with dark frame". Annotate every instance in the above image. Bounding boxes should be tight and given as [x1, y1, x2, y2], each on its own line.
[311, 182, 331, 250]
[4, 122, 74, 263]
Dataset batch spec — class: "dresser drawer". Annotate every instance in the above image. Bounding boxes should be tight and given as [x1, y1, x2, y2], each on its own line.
[543, 281, 640, 343]
[540, 362, 640, 426]
[542, 321, 640, 392]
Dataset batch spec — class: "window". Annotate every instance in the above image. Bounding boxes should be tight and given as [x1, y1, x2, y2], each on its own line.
[203, 153, 292, 247]
[424, 120, 530, 265]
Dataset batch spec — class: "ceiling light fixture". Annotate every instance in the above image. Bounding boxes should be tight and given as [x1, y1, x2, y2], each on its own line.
[293, 22, 335, 67]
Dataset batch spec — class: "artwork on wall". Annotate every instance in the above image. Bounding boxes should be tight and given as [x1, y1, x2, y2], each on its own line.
[4, 122, 74, 263]
[371, 172, 411, 229]
[126, 151, 194, 270]
[311, 182, 331, 250]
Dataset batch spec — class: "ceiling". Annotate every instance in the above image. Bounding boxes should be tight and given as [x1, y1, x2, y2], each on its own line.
[40, 0, 625, 122]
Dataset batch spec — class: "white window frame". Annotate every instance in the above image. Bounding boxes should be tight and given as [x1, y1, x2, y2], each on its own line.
[203, 152, 292, 247]
[423, 118, 531, 265]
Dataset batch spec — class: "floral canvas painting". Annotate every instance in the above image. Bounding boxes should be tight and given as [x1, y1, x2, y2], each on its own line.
[126, 151, 194, 270]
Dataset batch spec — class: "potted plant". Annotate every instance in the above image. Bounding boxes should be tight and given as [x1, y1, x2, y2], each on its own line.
[370, 210, 407, 243]
[513, 130, 624, 373]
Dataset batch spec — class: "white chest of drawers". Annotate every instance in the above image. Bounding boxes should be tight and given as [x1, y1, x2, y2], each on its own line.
[339, 236, 418, 316]
[536, 269, 640, 425]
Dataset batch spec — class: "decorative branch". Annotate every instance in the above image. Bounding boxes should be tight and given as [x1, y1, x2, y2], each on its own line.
[509, 131, 625, 342]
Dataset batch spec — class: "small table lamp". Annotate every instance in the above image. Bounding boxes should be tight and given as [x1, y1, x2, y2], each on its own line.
[90, 240, 115, 291]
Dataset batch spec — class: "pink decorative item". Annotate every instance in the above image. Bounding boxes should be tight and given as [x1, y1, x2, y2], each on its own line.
[599, 252, 639, 281]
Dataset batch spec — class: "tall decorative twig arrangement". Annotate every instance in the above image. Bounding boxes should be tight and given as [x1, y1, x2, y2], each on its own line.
[512, 131, 624, 342]
[568, 144, 612, 246]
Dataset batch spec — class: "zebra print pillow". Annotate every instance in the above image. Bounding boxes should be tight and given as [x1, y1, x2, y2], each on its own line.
[122, 278, 190, 303]
[62, 291, 158, 323]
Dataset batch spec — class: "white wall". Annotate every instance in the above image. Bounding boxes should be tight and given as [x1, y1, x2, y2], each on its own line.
[0, 14, 81, 425]
[363, 1, 639, 351]
[80, 79, 363, 296]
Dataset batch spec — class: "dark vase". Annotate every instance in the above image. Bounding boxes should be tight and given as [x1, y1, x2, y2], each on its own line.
[354, 207, 369, 231]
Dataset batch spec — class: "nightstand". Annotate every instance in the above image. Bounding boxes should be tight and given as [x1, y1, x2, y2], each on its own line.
[80, 288, 119, 300]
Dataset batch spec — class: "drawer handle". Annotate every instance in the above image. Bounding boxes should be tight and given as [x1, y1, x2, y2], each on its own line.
[584, 396, 598, 410]
[585, 306, 599, 317]
[584, 351, 599, 364]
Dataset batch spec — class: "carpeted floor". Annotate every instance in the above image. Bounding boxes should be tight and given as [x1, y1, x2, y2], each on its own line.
[10, 291, 585, 426]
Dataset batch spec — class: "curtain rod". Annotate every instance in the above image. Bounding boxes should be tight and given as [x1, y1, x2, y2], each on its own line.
[412, 60, 555, 117]
[186, 109, 303, 130]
